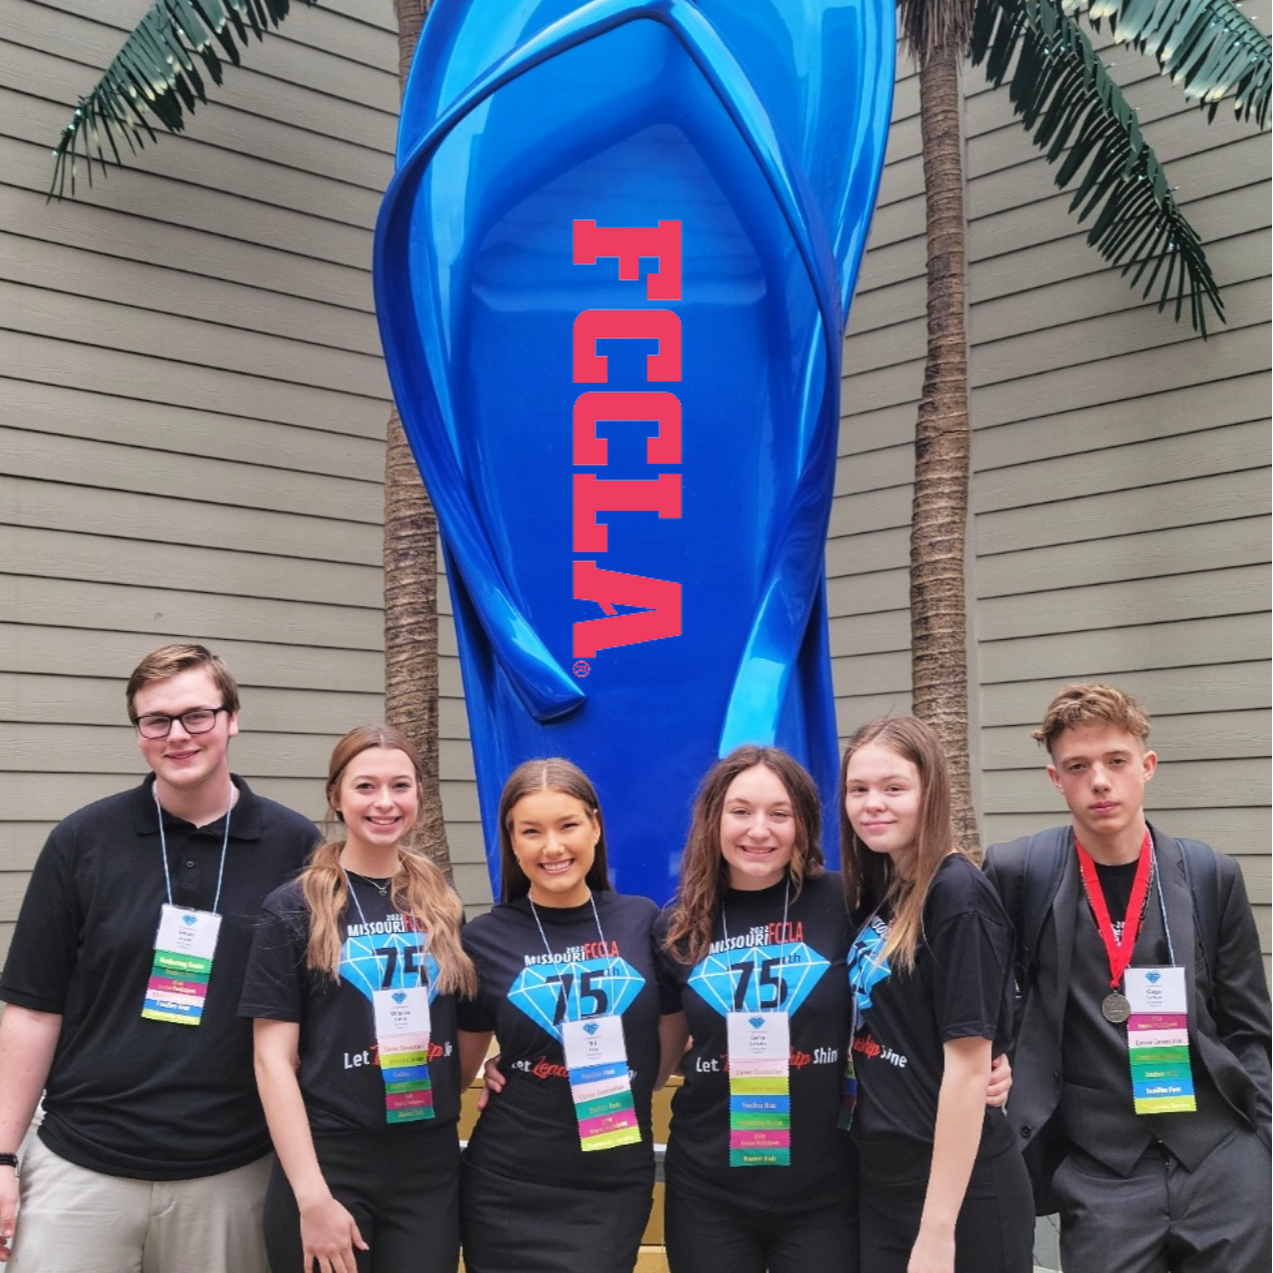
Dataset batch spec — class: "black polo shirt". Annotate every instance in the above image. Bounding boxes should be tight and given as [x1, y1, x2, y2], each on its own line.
[0, 775, 317, 1178]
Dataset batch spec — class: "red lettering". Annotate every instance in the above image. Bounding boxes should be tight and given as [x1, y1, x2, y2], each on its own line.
[573, 474, 681, 553]
[572, 220, 682, 300]
[572, 310, 682, 383]
[790, 1050, 813, 1070]
[573, 561, 682, 658]
[573, 391, 682, 465]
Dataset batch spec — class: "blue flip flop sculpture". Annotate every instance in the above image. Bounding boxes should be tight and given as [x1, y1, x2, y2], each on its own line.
[375, 0, 894, 902]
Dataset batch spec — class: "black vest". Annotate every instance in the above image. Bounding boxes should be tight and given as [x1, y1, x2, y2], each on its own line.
[1059, 866, 1239, 1174]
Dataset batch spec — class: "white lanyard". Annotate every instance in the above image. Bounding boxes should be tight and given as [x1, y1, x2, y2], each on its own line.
[154, 787, 231, 914]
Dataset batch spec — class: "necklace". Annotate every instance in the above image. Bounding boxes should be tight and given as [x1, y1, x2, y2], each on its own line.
[346, 869, 393, 896]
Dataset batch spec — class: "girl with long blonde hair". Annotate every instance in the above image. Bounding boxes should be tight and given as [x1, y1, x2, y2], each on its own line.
[242, 725, 475, 1273]
[839, 716, 1031, 1273]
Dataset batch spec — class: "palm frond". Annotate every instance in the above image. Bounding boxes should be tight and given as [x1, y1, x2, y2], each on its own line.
[1063, 0, 1271, 127]
[972, 0, 1224, 333]
[50, 0, 317, 200]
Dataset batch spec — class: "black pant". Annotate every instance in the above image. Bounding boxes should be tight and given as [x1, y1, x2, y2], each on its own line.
[664, 1179, 858, 1273]
[856, 1135, 1033, 1273]
[263, 1125, 460, 1273]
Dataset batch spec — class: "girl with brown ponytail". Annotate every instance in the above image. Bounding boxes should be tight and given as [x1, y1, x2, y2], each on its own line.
[241, 725, 476, 1273]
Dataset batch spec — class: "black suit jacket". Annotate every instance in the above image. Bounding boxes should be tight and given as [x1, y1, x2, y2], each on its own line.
[984, 823, 1271, 1205]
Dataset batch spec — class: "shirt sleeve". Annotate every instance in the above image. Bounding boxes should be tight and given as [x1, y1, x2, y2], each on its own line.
[0, 825, 84, 1013]
[928, 867, 1014, 1045]
[238, 892, 310, 1022]
[650, 911, 686, 1013]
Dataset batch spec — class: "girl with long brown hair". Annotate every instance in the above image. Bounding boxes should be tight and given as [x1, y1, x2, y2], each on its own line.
[839, 716, 1031, 1273]
[241, 725, 476, 1273]
[456, 758, 686, 1273]
[656, 745, 859, 1273]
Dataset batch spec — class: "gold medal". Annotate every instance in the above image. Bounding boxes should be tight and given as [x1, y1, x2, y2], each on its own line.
[1101, 991, 1131, 1024]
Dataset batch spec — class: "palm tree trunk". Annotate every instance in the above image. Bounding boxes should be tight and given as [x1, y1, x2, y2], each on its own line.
[909, 43, 980, 858]
[385, 0, 451, 873]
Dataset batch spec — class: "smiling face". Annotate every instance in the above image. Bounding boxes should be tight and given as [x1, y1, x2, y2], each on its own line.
[332, 748, 420, 859]
[508, 788, 600, 908]
[718, 764, 798, 891]
[133, 667, 239, 806]
[843, 742, 922, 874]
[1047, 724, 1156, 862]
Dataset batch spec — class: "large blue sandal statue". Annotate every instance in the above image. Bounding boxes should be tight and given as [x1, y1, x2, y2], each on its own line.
[375, 0, 894, 901]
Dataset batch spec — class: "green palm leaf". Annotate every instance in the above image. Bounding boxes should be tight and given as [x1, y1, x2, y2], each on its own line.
[1064, 0, 1271, 125]
[50, 0, 317, 199]
[972, 0, 1225, 333]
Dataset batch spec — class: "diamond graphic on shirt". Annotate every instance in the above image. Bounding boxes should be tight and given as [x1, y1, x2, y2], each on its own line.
[508, 956, 645, 1040]
[689, 943, 830, 1018]
[847, 920, 891, 1014]
[341, 931, 441, 1004]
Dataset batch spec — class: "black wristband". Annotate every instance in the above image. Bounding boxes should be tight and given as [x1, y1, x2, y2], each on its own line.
[0, 1153, 18, 1171]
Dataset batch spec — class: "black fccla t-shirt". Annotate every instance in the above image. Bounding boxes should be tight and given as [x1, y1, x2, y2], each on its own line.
[458, 891, 674, 1190]
[240, 877, 462, 1133]
[655, 872, 857, 1208]
[848, 853, 1015, 1156]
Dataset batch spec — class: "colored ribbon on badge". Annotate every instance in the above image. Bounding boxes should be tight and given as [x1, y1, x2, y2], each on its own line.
[529, 895, 641, 1153]
[1125, 966, 1196, 1114]
[346, 874, 436, 1124]
[562, 1015, 642, 1151]
[726, 1011, 791, 1166]
[142, 792, 231, 1027]
[143, 903, 221, 1025]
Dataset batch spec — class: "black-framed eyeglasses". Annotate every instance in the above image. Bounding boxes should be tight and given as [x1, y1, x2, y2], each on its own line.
[133, 707, 231, 739]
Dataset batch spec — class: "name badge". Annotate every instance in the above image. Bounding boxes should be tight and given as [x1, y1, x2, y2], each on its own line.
[369, 944, 436, 1125]
[561, 1015, 642, 1152]
[142, 904, 222, 1026]
[374, 985, 431, 1039]
[726, 1011, 791, 1166]
[1123, 967, 1196, 1115]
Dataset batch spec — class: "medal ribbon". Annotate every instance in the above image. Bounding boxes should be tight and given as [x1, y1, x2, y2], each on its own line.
[1075, 830, 1152, 992]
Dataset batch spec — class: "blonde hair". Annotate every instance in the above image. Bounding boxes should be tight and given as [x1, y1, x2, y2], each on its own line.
[663, 746, 824, 967]
[300, 725, 476, 997]
[1033, 683, 1152, 756]
[839, 717, 963, 973]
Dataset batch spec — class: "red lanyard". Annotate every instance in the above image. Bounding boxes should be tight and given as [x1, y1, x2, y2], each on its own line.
[1075, 831, 1152, 991]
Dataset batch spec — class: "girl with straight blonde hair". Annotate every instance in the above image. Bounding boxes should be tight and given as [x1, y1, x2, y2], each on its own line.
[839, 716, 1031, 1273]
[242, 725, 476, 1273]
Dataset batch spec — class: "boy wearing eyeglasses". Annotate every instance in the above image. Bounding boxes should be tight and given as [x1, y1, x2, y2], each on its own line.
[0, 644, 319, 1272]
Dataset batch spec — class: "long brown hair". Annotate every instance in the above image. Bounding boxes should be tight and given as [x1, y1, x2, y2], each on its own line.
[496, 758, 613, 902]
[300, 725, 476, 997]
[839, 716, 962, 972]
[663, 745, 824, 966]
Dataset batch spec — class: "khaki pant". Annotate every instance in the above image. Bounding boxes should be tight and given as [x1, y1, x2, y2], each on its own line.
[7, 1137, 271, 1273]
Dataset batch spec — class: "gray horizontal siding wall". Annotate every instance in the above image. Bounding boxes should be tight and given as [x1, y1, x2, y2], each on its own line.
[1, 6, 1267, 955]
[838, 37, 1271, 949]
[0, 0, 489, 963]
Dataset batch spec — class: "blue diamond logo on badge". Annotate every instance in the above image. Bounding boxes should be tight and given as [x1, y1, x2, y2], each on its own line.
[584, 1022, 600, 1035]
[393, 991, 408, 1004]
[508, 957, 646, 1039]
[749, 1017, 766, 1029]
[183, 915, 197, 926]
[1146, 972, 1161, 983]
[689, 943, 831, 1018]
